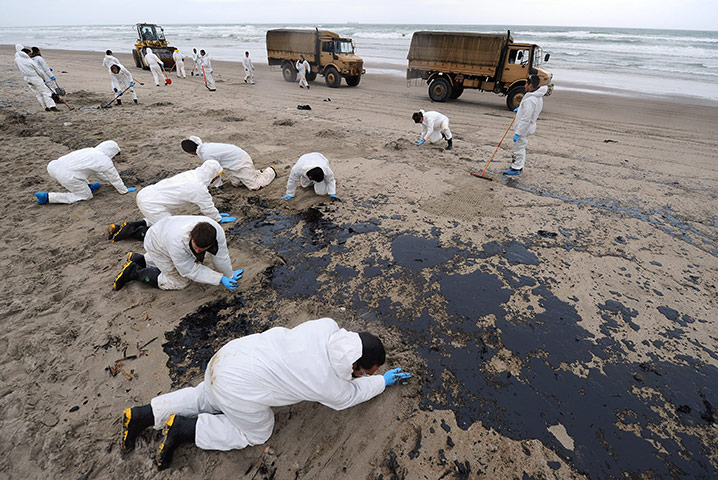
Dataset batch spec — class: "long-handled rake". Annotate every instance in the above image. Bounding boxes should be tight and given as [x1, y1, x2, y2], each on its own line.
[470, 115, 516, 181]
[100, 85, 132, 108]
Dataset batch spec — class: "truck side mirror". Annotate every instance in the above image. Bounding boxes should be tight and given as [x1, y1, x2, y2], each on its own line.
[544, 53, 550, 62]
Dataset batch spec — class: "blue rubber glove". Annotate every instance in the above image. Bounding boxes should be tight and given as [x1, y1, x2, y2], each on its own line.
[35, 192, 48, 205]
[281, 194, 293, 200]
[117, 90, 123, 96]
[514, 107, 519, 112]
[219, 213, 230, 217]
[232, 269, 243, 281]
[329, 194, 340, 200]
[220, 276, 238, 290]
[219, 216, 237, 224]
[513, 134, 520, 142]
[51, 76, 56, 81]
[417, 139, 425, 146]
[130, 82, 134, 87]
[126, 187, 137, 193]
[383, 368, 412, 386]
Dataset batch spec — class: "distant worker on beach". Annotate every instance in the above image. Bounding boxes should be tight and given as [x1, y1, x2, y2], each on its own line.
[199, 49, 216, 91]
[172, 49, 186, 78]
[242, 51, 255, 84]
[13, 44, 59, 112]
[412, 109, 453, 150]
[191, 48, 201, 76]
[296, 54, 310, 89]
[181, 136, 277, 190]
[282, 152, 338, 200]
[144, 47, 165, 87]
[504, 75, 548, 176]
[34, 141, 136, 205]
[120, 317, 411, 470]
[109, 64, 138, 105]
[29, 47, 59, 95]
[112, 215, 243, 291]
[107, 159, 236, 242]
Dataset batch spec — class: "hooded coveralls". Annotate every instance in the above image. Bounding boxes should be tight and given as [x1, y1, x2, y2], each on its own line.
[200, 54, 216, 90]
[172, 50, 186, 78]
[192, 136, 275, 190]
[103, 55, 122, 92]
[296, 59, 310, 88]
[144, 48, 164, 86]
[191, 51, 201, 76]
[418, 110, 452, 144]
[32, 54, 58, 92]
[109, 64, 137, 101]
[511, 85, 548, 171]
[285, 152, 336, 197]
[136, 160, 223, 226]
[13, 45, 56, 109]
[150, 317, 386, 450]
[46, 141, 129, 204]
[242, 55, 255, 84]
[143, 215, 233, 291]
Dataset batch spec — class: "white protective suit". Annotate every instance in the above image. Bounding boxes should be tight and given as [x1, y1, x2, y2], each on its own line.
[32, 55, 58, 92]
[296, 59, 310, 88]
[109, 64, 137, 101]
[242, 54, 255, 84]
[144, 48, 165, 86]
[142, 215, 233, 290]
[172, 50, 186, 78]
[192, 136, 275, 190]
[419, 110, 452, 143]
[511, 85, 548, 171]
[192, 50, 201, 76]
[104, 55, 122, 92]
[46, 141, 129, 204]
[136, 160, 223, 226]
[285, 152, 336, 197]
[200, 54, 216, 90]
[150, 317, 386, 450]
[13, 45, 56, 109]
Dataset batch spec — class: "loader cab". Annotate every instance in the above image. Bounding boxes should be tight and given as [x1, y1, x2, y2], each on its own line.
[136, 23, 167, 46]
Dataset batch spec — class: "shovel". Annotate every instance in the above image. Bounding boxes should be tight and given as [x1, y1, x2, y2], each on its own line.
[470, 115, 516, 181]
[54, 94, 74, 111]
[100, 85, 132, 108]
[201, 66, 211, 91]
[161, 65, 172, 85]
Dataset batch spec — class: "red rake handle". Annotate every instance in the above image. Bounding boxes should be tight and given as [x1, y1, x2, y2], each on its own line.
[479, 115, 516, 177]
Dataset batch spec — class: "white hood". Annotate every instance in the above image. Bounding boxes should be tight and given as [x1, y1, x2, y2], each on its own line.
[194, 160, 223, 185]
[327, 328, 362, 380]
[527, 85, 549, 99]
[96, 140, 120, 159]
[146, 48, 153, 55]
[190, 135, 203, 146]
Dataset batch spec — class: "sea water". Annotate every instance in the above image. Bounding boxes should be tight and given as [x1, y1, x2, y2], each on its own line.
[2, 23, 717, 102]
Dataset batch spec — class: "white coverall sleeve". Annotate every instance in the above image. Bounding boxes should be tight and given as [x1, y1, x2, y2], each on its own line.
[170, 243, 224, 286]
[421, 117, 435, 141]
[210, 232, 234, 279]
[325, 167, 336, 196]
[35, 58, 52, 81]
[514, 101, 536, 137]
[319, 376, 386, 411]
[95, 165, 129, 194]
[193, 187, 222, 222]
[285, 165, 303, 196]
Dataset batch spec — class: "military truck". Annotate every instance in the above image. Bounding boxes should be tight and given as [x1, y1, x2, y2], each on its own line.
[132, 23, 176, 70]
[266, 28, 365, 88]
[406, 30, 553, 110]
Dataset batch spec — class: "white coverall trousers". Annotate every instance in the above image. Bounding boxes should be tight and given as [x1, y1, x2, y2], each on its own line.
[25, 75, 56, 109]
[204, 69, 216, 90]
[298, 70, 308, 88]
[150, 339, 274, 450]
[227, 154, 276, 190]
[300, 176, 330, 195]
[46, 163, 93, 204]
[244, 68, 254, 84]
[176, 61, 186, 78]
[511, 135, 530, 171]
[149, 64, 163, 86]
[136, 189, 172, 226]
[426, 120, 452, 144]
[143, 250, 194, 290]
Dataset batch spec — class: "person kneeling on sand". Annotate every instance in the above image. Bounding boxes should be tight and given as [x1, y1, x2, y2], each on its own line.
[412, 109, 453, 150]
[281, 152, 339, 201]
[107, 160, 237, 242]
[504, 75, 548, 176]
[113, 215, 243, 291]
[34, 141, 136, 205]
[181, 136, 276, 190]
[120, 317, 411, 470]
[109, 64, 138, 105]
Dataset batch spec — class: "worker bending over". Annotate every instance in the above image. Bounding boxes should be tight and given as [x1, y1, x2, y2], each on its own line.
[113, 215, 243, 291]
[412, 110, 453, 150]
[29, 47, 60, 95]
[109, 64, 138, 105]
[181, 136, 276, 190]
[34, 140, 135, 205]
[504, 75, 548, 176]
[282, 152, 338, 200]
[121, 317, 411, 470]
[13, 44, 58, 112]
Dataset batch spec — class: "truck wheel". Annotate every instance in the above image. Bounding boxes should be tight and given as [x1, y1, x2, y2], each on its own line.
[506, 85, 526, 110]
[282, 63, 297, 82]
[428, 77, 452, 102]
[306, 71, 317, 82]
[449, 84, 464, 99]
[325, 66, 342, 88]
[132, 49, 142, 68]
[346, 75, 361, 87]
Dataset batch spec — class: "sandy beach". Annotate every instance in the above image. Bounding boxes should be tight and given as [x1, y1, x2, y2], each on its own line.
[0, 45, 716, 479]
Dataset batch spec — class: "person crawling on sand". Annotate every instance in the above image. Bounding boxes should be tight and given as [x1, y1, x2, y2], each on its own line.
[281, 152, 339, 201]
[412, 109, 453, 150]
[120, 318, 411, 470]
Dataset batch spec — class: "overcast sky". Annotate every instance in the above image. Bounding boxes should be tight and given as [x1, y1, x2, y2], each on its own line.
[1, 0, 716, 30]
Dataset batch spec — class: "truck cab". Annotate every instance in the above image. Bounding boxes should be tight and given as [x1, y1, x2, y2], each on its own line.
[502, 44, 553, 109]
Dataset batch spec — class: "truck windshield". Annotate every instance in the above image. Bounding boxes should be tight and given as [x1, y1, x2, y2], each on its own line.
[335, 41, 354, 54]
[533, 48, 544, 67]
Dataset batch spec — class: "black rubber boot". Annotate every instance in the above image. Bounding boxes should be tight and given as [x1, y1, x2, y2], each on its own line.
[138, 266, 161, 288]
[121, 404, 154, 453]
[116, 98, 122, 106]
[156, 415, 197, 470]
[127, 251, 146, 268]
[114, 261, 139, 291]
[446, 138, 453, 151]
[112, 220, 148, 242]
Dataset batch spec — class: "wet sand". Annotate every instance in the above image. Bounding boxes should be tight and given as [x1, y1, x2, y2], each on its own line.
[0, 45, 717, 479]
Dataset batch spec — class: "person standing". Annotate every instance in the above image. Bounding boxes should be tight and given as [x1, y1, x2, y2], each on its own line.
[172, 49, 186, 78]
[190, 48, 201, 76]
[242, 51, 255, 84]
[103, 49, 120, 70]
[29, 47, 59, 94]
[120, 317, 411, 470]
[282, 152, 338, 200]
[109, 64, 138, 105]
[13, 44, 59, 112]
[296, 54, 310, 89]
[181, 136, 276, 190]
[34, 141, 136, 205]
[199, 50, 216, 91]
[144, 47, 165, 87]
[504, 75, 548, 176]
[412, 109, 453, 150]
